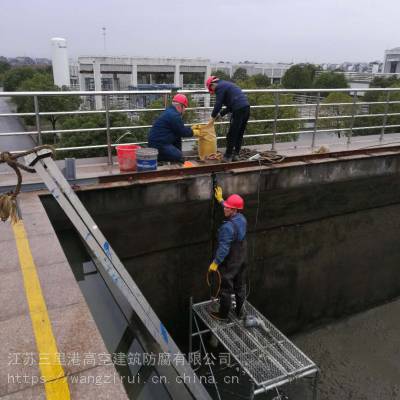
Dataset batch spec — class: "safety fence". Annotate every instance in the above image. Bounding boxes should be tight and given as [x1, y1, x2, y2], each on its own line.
[1, 87, 400, 164]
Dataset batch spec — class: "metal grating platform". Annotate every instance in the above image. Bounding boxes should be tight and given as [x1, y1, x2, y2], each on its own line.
[192, 299, 319, 395]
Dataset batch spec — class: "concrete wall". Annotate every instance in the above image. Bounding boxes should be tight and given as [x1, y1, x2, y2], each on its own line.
[41, 153, 400, 345]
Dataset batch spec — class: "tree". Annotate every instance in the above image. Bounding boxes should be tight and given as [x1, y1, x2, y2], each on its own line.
[359, 81, 400, 136]
[2, 66, 42, 91]
[57, 95, 199, 159]
[318, 92, 355, 136]
[232, 67, 249, 82]
[14, 73, 81, 132]
[0, 60, 10, 84]
[282, 64, 318, 89]
[212, 69, 232, 81]
[252, 73, 271, 88]
[0, 60, 10, 74]
[313, 71, 348, 89]
[58, 112, 135, 159]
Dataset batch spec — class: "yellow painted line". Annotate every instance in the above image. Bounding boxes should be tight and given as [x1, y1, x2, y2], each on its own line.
[12, 221, 70, 399]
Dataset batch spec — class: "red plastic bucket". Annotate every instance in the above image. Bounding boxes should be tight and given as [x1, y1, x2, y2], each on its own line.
[116, 145, 140, 172]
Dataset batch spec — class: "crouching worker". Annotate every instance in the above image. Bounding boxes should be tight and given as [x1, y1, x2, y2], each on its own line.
[148, 94, 199, 163]
[208, 186, 247, 321]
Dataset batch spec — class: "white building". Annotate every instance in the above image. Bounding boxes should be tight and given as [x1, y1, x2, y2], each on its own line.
[76, 56, 211, 109]
[211, 62, 291, 84]
[51, 38, 70, 88]
[383, 47, 400, 73]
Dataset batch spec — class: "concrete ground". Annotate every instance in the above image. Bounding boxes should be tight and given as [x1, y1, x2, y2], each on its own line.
[0, 93, 35, 153]
[0, 192, 128, 399]
[285, 298, 400, 400]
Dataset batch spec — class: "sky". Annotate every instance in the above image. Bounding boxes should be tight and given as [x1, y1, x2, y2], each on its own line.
[1, 0, 399, 64]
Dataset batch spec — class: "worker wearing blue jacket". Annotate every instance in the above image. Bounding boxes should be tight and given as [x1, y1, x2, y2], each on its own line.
[148, 94, 198, 163]
[208, 186, 248, 321]
[206, 76, 250, 162]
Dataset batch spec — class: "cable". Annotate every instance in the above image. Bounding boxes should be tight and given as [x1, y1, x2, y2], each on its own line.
[206, 269, 221, 299]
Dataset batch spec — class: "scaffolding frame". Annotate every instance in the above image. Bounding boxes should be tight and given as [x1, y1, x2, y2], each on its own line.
[190, 298, 319, 399]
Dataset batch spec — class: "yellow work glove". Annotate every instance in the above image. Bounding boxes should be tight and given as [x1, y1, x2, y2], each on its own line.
[209, 261, 218, 272]
[192, 128, 201, 137]
[214, 186, 224, 203]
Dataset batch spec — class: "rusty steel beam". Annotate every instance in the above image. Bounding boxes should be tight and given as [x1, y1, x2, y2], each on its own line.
[98, 145, 400, 184]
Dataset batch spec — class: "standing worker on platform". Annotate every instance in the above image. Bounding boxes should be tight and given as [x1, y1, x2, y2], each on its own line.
[208, 186, 248, 321]
[148, 94, 200, 163]
[206, 76, 250, 162]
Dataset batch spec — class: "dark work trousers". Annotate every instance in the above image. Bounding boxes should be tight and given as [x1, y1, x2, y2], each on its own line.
[225, 106, 250, 158]
[156, 137, 183, 162]
[218, 223, 248, 318]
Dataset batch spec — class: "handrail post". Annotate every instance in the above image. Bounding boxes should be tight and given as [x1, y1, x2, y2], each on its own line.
[164, 93, 168, 109]
[311, 92, 320, 151]
[380, 90, 390, 142]
[33, 95, 42, 145]
[272, 92, 279, 151]
[105, 95, 113, 166]
[347, 91, 358, 146]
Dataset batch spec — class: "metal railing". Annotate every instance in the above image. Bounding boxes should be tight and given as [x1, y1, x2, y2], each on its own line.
[1, 87, 400, 165]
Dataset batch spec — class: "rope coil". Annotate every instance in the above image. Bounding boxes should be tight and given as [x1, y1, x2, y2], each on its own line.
[0, 145, 54, 223]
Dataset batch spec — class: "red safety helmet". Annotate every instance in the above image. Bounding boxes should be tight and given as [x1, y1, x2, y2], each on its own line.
[206, 76, 219, 93]
[223, 194, 244, 210]
[172, 94, 189, 108]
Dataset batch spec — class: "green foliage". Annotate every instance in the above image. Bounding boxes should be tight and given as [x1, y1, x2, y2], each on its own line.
[214, 77, 299, 146]
[314, 71, 348, 89]
[212, 69, 232, 81]
[232, 67, 249, 82]
[0, 60, 10, 74]
[363, 76, 400, 103]
[252, 73, 271, 88]
[57, 112, 135, 159]
[3, 66, 46, 91]
[57, 95, 199, 159]
[13, 73, 81, 131]
[282, 64, 317, 89]
[318, 92, 355, 134]
[359, 82, 400, 136]
[0, 61, 10, 84]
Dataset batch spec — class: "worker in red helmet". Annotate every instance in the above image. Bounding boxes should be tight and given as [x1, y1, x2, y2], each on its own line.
[148, 94, 200, 163]
[208, 185, 248, 321]
[206, 75, 250, 162]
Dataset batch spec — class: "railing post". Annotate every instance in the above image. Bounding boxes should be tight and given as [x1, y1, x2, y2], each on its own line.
[380, 90, 390, 142]
[272, 92, 279, 151]
[33, 95, 42, 145]
[347, 91, 358, 146]
[311, 92, 320, 151]
[105, 95, 113, 166]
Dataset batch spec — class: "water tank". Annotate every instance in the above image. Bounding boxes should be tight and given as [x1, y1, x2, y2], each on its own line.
[51, 37, 70, 88]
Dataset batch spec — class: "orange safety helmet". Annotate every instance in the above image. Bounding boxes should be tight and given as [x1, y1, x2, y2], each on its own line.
[223, 194, 244, 210]
[172, 94, 189, 108]
[206, 76, 219, 94]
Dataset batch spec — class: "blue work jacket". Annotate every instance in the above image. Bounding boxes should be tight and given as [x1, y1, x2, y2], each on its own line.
[211, 80, 250, 118]
[148, 106, 193, 147]
[214, 213, 247, 265]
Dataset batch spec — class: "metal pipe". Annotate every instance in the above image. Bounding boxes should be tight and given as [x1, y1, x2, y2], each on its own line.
[253, 367, 319, 396]
[33, 96, 42, 145]
[272, 92, 279, 151]
[189, 297, 193, 356]
[311, 92, 320, 150]
[380, 91, 391, 142]
[347, 91, 358, 145]
[104, 95, 113, 166]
